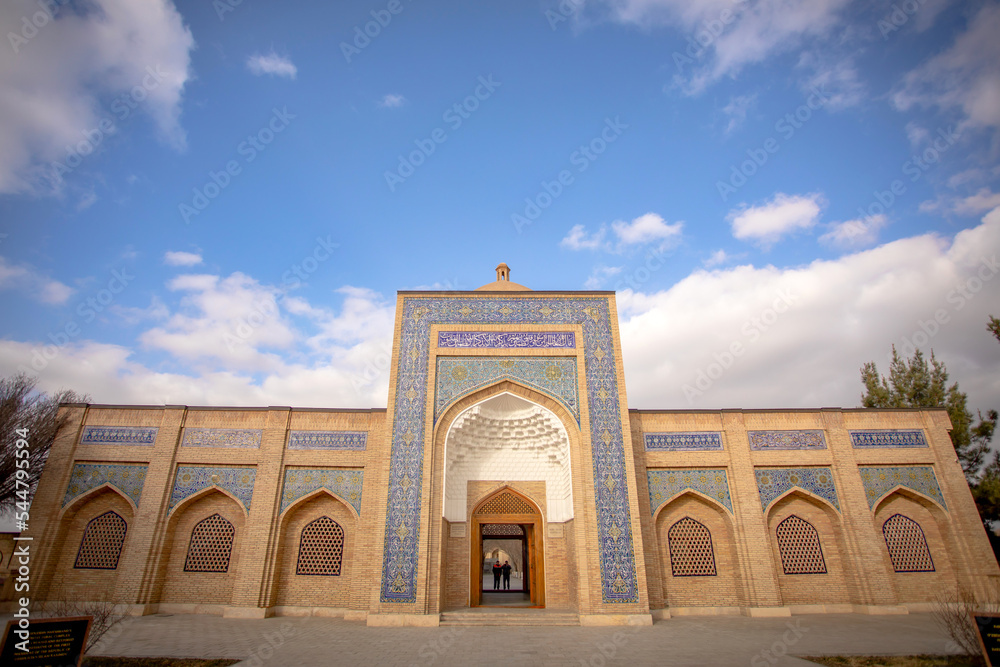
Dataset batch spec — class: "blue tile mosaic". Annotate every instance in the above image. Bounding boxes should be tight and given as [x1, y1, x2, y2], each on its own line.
[647, 469, 732, 513]
[280, 468, 364, 515]
[63, 463, 147, 508]
[755, 467, 839, 511]
[80, 426, 157, 446]
[182, 428, 262, 449]
[437, 331, 576, 348]
[850, 430, 928, 448]
[858, 466, 946, 510]
[288, 431, 367, 450]
[380, 296, 638, 604]
[644, 432, 723, 452]
[434, 356, 579, 424]
[169, 466, 256, 513]
[748, 430, 827, 450]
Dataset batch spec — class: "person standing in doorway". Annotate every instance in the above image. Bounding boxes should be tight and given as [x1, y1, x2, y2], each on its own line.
[492, 560, 502, 590]
[502, 560, 512, 590]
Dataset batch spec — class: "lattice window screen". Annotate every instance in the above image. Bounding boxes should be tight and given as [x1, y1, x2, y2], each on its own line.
[482, 523, 524, 536]
[296, 516, 345, 576]
[667, 517, 716, 577]
[75, 511, 127, 569]
[775, 515, 827, 574]
[476, 491, 536, 515]
[882, 514, 934, 572]
[184, 513, 235, 572]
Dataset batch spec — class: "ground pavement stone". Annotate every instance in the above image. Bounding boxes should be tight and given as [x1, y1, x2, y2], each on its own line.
[1, 612, 961, 666]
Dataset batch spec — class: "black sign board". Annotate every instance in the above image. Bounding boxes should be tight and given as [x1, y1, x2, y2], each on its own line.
[0, 616, 92, 667]
[975, 612, 1000, 667]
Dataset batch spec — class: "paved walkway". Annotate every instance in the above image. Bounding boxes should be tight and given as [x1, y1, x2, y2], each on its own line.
[23, 611, 956, 667]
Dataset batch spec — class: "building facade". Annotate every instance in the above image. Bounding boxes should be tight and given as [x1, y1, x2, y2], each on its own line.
[15, 265, 1000, 625]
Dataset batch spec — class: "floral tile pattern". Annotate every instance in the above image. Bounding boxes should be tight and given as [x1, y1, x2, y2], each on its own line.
[380, 296, 638, 604]
[850, 430, 928, 448]
[63, 463, 147, 508]
[80, 426, 158, 446]
[644, 432, 723, 451]
[858, 466, 946, 510]
[181, 428, 263, 449]
[434, 356, 579, 424]
[748, 430, 827, 450]
[169, 466, 256, 513]
[647, 469, 732, 513]
[280, 468, 364, 515]
[755, 467, 840, 511]
[288, 431, 368, 450]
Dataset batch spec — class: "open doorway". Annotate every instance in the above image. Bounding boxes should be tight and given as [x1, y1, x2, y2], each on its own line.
[470, 488, 544, 608]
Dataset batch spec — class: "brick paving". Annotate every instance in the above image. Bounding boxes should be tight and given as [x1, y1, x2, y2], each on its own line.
[50, 611, 962, 667]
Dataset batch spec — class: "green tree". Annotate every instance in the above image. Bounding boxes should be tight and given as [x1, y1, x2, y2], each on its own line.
[0, 373, 89, 515]
[860, 346, 996, 482]
[990, 315, 1000, 344]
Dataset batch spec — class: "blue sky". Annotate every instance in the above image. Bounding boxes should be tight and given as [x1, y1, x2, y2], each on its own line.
[0, 0, 998, 415]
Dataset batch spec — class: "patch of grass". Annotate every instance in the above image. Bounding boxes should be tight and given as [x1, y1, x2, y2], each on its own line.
[802, 656, 982, 667]
[82, 659, 241, 667]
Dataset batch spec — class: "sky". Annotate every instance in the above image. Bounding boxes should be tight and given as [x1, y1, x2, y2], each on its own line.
[0, 0, 999, 419]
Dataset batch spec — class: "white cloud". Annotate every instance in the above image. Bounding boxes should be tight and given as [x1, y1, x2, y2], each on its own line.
[0, 256, 74, 305]
[562, 214, 682, 253]
[246, 51, 298, 79]
[893, 3, 1000, 132]
[703, 249, 730, 268]
[618, 206, 1000, 411]
[596, 0, 850, 94]
[5, 211, 998, 420]
[584, 265, 623, 289]
[905, 121, 930, 147]
[797, 55, 864, 110]
[728, 193, 823, 248]
[611, 213, 683, 246]
[560, 224, 607, 251]
[379, 94, 407, 108]
[818, 214, 887, 249]
[953, 189, 1000, 216]
[0, 0, 195, 194]
[721, 94, 756, 134]
[164, 250, 203, 266]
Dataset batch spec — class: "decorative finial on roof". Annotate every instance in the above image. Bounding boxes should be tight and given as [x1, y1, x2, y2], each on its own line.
[495, 263, 510, 282]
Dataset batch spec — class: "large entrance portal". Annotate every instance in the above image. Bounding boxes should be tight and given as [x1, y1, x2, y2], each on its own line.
[471, 488, 545, 607]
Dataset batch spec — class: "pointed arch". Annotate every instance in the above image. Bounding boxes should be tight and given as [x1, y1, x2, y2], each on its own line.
[472, 484, 542, 518]
[653, 488, 734, 523]
[882, 513, 935, 572]
[278, 487, 360, 522]
[765, 486, 840, 521]
[168, 484, 249, 520]
[871, 485, 947, 516]
[184, 513, 235, 572]
[667, 517, 717, 577]
[296, 516, 345, 576]
[60, 482, 137, 519]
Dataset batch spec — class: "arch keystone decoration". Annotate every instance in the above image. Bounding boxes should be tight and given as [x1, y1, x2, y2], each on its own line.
[63, 463, 147, 509]
[755, 467, 840, 513]
[859, 466, 947, 512]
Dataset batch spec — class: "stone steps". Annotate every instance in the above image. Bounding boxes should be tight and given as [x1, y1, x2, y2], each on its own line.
[439, 611, 579, 626]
